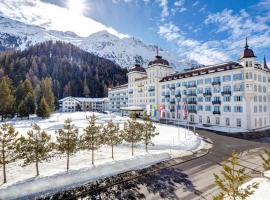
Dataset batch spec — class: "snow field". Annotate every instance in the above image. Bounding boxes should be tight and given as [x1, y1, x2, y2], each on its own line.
[0, 112, 205, 199]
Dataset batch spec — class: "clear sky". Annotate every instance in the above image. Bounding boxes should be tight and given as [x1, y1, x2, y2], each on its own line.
[0, 0, 269, 65]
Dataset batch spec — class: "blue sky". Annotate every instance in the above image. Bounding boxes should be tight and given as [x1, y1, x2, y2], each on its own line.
[0, 0, 269, 65]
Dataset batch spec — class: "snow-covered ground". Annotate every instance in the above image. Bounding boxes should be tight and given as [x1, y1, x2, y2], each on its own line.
[238, 171, 270, 200]
[0, 112, 208, 199]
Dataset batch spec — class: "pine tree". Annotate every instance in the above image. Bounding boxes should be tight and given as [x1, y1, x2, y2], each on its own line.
[213, 152, 259, 200]
[260, 150, 270, 171]
[81, 114, 102, 165]
[0, 76, 16, 121]
[36, 96, 50, 118]
[0, 124, 18, 183]
[56, 118, 79, 172]
[122, 113, 143, 156]
[36, 78, 55, 112]
[17, 124, 53, 177]
[17, 124, 54, 176]
[102, 120, 122, 160]
[142, 113, 159, 153]
[16, 80, 35, 118]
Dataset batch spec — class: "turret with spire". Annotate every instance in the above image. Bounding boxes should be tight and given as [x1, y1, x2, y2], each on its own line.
[240, 36, 256, 59]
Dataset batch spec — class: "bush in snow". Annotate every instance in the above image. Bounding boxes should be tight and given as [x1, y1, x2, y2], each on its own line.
[17, 124, 54, 177]
[0, 124, 18, 183]
[56, 118, 79, 172]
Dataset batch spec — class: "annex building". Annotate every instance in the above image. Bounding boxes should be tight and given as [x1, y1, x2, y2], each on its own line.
[108, 38, 270, 131]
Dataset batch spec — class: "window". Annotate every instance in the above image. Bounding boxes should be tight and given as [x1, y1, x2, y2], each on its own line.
[234, 84, 244, 92]
[197, 97, 203, 102]
[207, 116, 210, 124]
[254, 106, 257, 113]
[205, 106, 212, 111]
[249, 61, 252, 67]
[254, 96, 257, 102]
[199, 116, 202, 123]
[236, 119, 241, 128]
[254, 74, 257, 80]
[223, 86, 231, 92]
[216, 117, 220, 125]
[234, 96, 243, 102]
[223, 75, 231, 82]
[226, 118, 230, 126]
[234, 106, 243, 113]
[258, 75, 262, 82]
[264, 105, 267, 112]
[197, 105, 203, 111]
[205, 78, 212, 84]
[223, 106, 231, 112]
[205, 97, 211, 102]
[197, 79, 204, 85]
[233, 73, 243, 81]
[162, 85, 165, 89]
[223, 96, 231, 102]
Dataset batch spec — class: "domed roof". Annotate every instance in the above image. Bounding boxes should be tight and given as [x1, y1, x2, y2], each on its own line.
[240, 37, 256, 59]
[148, 55, 170, 66]
[128, 64, 146, 73]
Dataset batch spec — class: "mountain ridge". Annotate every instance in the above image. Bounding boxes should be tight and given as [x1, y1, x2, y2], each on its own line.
[0, 16, 199, 71]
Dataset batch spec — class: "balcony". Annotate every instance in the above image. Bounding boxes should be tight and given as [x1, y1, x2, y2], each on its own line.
[165, 94, 170, 98]
[187, 100, 197, 104]
[186, 93, 197, 97]
[221, 91, 231, 96]
[212, 81, 221, 86]
[203, 92, 212, 96]
[175, 93, 181, 97]
[170, 108, 175, 112]
[170, 85, 175, 90]
[212, 100, 221, 105]
[213, 111, 221, 115]
[170, 100, 176, 104]
[188, 110, 197, 114]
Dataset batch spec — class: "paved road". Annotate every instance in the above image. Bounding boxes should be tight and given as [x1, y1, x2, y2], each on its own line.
[79, 129, 270, 200]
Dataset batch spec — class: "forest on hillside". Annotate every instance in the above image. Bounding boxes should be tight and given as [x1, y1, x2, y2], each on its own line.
[0, 41, 128, 99]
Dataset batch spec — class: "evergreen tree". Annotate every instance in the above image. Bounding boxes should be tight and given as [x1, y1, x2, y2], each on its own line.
[81, 114, 102, 165]
[16, 80, 35, 118]
[0, 76, 16, 121]
[17, 124, 53, 177]
[0, 124, 18, 183]
[122, 113, 143, 156]
[36, 77, 55, 112]
[213, 152, 259, 200]
[142, 113, 159, 153]
[56, 118, 79, 172]
[260, 150, 270, 171]
[36, 96, 50, 118]
[102, 120, 122, 160]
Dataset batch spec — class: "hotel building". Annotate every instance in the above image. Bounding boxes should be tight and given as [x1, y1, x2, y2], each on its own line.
[108, 39, 270, 130]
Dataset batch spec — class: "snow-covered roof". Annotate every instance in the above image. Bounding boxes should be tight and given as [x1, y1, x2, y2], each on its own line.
[120, 106, 145, 111]
[59, 97, 108, 103]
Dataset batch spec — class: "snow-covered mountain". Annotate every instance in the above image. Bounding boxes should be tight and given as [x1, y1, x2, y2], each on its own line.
[0, 16, 198, 71]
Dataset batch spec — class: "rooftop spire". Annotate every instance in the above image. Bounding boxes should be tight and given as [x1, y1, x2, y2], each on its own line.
[156, 45, 159, 57]
[264, 55, 269, 70]
[245, 35, 249, 49]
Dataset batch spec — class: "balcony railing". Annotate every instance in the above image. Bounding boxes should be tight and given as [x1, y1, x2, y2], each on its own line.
[187, 100, 197, 104]
[186, 93, 197, 97]
[175, 93, 181, 97]
[203, 92, 212, 96]
[212, 100, 221, 105]
[188, 110, 197, 114]
[221, 91, 232, 96]
[213, 111, 221, 115]
[212, 81, 221, 86]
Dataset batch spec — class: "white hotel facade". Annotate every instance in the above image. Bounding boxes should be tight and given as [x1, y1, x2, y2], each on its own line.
[108, 39, 270, 131]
